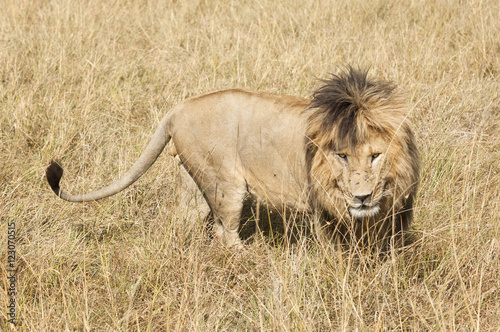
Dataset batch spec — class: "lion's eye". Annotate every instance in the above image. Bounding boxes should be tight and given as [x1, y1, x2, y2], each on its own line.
[371, 153, 381, 159]
[337, 153, 347, 159]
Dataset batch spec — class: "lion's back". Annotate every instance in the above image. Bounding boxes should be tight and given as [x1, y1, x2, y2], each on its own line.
[168, 89, 311, 210]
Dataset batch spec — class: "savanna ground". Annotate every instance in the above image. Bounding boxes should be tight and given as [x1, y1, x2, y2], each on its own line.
[1, 0, 499, 330]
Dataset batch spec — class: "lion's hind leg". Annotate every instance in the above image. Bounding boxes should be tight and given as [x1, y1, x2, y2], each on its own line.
[175, 160, 211, 222]
[204, 182, 247, 248]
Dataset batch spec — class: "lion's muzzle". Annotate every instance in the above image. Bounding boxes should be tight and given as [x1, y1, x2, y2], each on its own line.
[348, 188, 383, 218]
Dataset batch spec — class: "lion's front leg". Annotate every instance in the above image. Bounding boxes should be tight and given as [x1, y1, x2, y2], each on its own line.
[312, 209, 342, 248]
[313, 210, 329, 246]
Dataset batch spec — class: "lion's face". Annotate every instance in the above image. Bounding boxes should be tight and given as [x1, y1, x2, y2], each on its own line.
[305, 69, 419, 230]
[307, 133, 398, 221]
[329, 135, 392, 219]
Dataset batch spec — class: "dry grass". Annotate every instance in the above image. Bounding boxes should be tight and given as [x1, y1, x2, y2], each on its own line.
[1, 0, 499, 330]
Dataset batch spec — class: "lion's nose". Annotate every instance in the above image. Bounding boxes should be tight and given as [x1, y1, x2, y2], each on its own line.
[355, 193, 372, 204]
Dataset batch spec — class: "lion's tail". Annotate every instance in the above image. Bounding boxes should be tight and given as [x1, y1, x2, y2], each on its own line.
[46, 114, 172, 202]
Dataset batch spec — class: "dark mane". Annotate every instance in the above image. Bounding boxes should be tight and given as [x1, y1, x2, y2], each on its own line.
[307, 67, 398, 149]
[304, 68, 418, 247]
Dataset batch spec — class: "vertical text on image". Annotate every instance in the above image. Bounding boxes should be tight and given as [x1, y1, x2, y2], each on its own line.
[7, 220, 16, 325]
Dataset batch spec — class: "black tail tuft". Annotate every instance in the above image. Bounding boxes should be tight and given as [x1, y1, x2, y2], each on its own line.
[46, 160, 63, 195]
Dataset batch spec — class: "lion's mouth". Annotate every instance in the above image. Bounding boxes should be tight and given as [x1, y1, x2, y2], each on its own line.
[349, 204, 381, 218]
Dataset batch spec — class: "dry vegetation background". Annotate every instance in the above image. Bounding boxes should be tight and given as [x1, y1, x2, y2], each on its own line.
[1, 0, 499, 330]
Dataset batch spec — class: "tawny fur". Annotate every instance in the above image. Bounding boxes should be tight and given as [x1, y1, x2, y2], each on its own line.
[305, 68, 419, 247]
[46, 67, 419, 250]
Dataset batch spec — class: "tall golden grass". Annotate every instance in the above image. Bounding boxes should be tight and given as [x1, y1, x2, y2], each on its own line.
[1, 0, 499, 330]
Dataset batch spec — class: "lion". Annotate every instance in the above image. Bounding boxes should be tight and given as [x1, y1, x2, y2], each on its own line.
[46, 67, 419, 250]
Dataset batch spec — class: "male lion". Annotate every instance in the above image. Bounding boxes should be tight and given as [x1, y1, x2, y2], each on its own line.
[46, 68, 419, 249]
